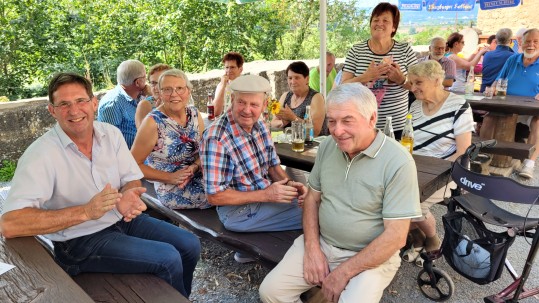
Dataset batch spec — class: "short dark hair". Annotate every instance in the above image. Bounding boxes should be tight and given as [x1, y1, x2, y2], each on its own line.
[286, 61, 309, 77]
[446, 32, 464, 49]
[48, 73, 93, 104]
[370, 2, 400, 38]
[222, 52, 244, 68]
[487, 34, 496, 44]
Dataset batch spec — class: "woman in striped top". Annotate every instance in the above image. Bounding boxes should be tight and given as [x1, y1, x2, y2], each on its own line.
[341, 2, 417, 138]
[402, 60, 474, 265]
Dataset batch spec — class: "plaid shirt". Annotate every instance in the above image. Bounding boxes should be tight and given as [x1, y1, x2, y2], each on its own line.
[200, 109, 280, 195]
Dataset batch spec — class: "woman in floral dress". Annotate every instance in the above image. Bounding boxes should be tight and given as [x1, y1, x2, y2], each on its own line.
[131, 69, 210, 209]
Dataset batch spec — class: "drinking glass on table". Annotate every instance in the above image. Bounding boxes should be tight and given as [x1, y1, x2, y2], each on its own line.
[484, 86, 493, 99]
[285, 120, 305, 152]
[496, 79, 507, 99]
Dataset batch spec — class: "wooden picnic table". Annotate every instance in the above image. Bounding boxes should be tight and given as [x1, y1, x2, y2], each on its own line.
[0, 236, 94, 303]
[465, 94, 539, 167]
[275, 141, 452, 202]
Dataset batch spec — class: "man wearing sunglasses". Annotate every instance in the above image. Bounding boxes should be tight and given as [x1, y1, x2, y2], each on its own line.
[98, 59, 147, 148]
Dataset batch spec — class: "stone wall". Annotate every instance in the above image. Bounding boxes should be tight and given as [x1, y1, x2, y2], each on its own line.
[477, 0, 538, 35]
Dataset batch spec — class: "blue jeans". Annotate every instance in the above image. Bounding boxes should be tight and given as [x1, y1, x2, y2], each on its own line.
[217, 202, 302, 232]
[53, 214, 200, 297]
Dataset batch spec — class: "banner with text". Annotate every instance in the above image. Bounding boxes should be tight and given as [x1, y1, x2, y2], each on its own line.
[480, 0, 520, 10]
[399, 0, 423, 11]
[426, 0, 475, 11]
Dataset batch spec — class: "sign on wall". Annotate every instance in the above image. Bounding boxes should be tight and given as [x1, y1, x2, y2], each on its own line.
[426, 0, 475, 11]
[479, 0, 520, 10]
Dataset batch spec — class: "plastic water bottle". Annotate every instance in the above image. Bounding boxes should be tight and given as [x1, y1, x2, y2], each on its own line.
[304, 105, 314, 143]
[465, 66, 475, 97]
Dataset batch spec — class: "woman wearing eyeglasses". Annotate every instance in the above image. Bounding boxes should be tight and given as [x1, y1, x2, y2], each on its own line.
[131, 69, 210, 209]
[135, 64, 172, 128]
[445, 32, 489, 93]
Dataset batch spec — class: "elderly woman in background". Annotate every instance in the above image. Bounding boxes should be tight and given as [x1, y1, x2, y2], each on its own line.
[341, 2, 417, 138]
[131, 69, 210, 209]
[135, 64, 172, 128]
[402, 60, 474, 265]
[271, 61, 327, 136]
[445, 32, 489, 93]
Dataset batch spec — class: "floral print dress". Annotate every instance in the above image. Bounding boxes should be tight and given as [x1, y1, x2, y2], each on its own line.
[146, 106, 210, 209]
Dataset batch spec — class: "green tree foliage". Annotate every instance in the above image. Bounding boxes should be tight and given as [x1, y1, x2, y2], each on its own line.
[1, 0, 370, 99]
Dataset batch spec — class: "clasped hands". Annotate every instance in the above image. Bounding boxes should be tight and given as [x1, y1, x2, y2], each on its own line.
[364, 60, 405, 85]
[265, 179, 307, 207]
[169, 165, 197, 189]
[85, 183, 147, 222]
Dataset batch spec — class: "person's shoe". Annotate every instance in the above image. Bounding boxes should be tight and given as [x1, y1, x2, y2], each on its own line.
[234, 252, 255, 263]
[519, 164, 534, 179]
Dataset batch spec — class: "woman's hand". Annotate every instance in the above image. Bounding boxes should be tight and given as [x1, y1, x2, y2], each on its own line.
[275, 104, 297, 123]
[387, 62, 406, 85]
[363, 61, 391, 83]
[169, 167, 194, 188]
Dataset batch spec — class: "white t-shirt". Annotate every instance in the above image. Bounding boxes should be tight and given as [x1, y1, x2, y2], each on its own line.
[409, 93, 474, 159]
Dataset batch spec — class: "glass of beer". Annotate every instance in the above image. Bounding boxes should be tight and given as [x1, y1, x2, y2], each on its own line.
[285, 121, 305, 152]
[496, 79, 507, 99]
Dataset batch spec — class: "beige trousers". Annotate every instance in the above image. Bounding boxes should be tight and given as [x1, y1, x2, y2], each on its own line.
[259, 235, 401, 303]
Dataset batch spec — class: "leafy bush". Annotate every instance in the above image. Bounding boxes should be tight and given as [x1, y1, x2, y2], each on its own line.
[0, 160, 17, 182]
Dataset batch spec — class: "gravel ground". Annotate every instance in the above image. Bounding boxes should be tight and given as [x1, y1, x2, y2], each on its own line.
[189, 164, 539, 303]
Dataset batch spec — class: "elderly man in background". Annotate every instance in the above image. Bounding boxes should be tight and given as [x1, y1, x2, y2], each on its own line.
[213, 52, 245, 116]
[0, 73, 200, 298]
[259, 83, 421, 303]
[481, 28, 514, 92]
[200, 74, 305, 263]
[493, 28, 539, 179]
[515, 28, 528, 53]
[419, 37, 456, 89]
[98, 59, 147, 148]
[309, 51, 337, 95]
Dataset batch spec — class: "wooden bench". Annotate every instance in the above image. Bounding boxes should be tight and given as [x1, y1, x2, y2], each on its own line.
[140, 181, 302, 269]
[472, 135, 535, 160]
[35, 234, 190, 303]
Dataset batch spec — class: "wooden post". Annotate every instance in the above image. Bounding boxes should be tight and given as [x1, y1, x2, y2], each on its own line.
[480, 113, 518, 167]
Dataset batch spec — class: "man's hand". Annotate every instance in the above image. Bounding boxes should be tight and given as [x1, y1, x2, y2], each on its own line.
[117, 187, 147, 222]
[83, 184, 121, 220]
[303, 245, 329, 286]
[288, 180, 307, 207]
[321, 267, 350, 303]
[264, 179, 299, 203]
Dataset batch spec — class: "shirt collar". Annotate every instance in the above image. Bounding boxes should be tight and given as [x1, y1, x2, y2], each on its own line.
[495, 45, 514, 52]
[54, 122, 105, 149]
[117, 84, 137, 103]
[340, 129, 385, 160]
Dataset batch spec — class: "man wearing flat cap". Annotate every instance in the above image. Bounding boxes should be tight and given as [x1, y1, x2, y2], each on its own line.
[200, 74, 305, 262]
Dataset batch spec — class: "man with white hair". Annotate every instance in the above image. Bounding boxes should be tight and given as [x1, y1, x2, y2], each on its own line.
[200, 74, 305, 262]
[481, 28, 514, 92]
[494, 28, 539, 178]
[515, 27, 528, 53]
[419, 37, 456, 88]
[98, 59, 147, 148]
[259, 83, 421, 302]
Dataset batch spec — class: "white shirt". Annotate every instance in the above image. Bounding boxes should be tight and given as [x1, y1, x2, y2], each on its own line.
[2, 122, 143, 241]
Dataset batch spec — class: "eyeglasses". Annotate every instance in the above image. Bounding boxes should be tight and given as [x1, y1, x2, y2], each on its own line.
[160, 86, 188, 96]
[52, 98, 92, 111]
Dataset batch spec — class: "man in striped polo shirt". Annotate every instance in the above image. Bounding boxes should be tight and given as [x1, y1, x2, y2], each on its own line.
[98, 59, 147, 148]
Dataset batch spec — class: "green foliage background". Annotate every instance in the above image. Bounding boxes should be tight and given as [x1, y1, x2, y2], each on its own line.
[1, 0, 459, 100]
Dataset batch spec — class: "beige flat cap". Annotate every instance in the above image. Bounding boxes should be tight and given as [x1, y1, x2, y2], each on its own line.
[229, 74, 271, 93]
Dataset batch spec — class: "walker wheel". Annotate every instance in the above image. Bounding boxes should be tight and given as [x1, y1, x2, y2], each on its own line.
[417, 267, 454, 302]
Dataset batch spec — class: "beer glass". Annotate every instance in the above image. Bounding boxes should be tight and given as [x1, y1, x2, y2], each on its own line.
[496, 79, 507, 99]
[285, 121, 305, 152]
[484, 86, 493, 99]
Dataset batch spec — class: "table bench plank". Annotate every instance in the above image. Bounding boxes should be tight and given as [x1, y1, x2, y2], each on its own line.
[0, 237, 93, 303]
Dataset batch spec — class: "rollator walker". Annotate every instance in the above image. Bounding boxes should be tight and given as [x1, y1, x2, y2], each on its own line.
[417, 140, 539, 302]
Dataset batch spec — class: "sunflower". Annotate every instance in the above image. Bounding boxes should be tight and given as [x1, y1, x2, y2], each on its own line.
[267, 98, 280, 115]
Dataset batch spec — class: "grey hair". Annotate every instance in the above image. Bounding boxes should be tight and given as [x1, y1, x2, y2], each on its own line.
[408, 60, 445, 83]
[158, 69, 193, 90]
[515, 27, 528, 38]
[523, 28, 539, 40]
[430, 37, 446, 47]
[326, 51, 336, 58]
[116, 59, 146, 85]
[496, 28, 513, 45]
[326, 83, 377, 123]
